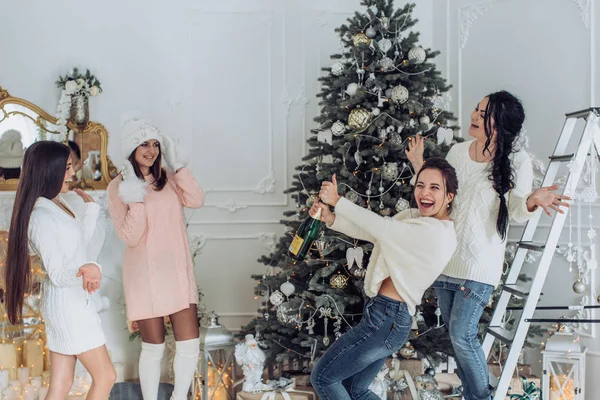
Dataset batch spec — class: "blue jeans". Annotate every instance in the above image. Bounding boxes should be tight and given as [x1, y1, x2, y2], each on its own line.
[310, 295, 412, 400]
[433, 275, 494, 400]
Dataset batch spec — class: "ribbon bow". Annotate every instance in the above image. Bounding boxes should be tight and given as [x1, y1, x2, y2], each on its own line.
[509, 376, 541, 399]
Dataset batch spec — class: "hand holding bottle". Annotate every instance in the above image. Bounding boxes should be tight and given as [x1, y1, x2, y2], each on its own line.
[309, 201, 335, 226]
[319, 174, 341, 206]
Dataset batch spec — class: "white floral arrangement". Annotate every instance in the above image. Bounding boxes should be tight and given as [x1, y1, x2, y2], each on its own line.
[54, 68, 103, 141]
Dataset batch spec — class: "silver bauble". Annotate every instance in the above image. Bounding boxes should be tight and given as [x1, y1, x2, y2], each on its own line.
[389, 133, 402, 146]
[399, 341, 415, 358]
[391, 85, 409, 104]
[380, 57, 395, 71]
[345, 191, 359, 203]
[331, 120, 346, 136]
[408, 46, 426, 64]
[372, 107, 381, 116]
[378, 38, 392, 53]
[280, 281, 296, 297]
[573, 280, 586, 294]
[331, 62, 344, 76]
[420, 115, 431, 125]
[382, 162, 399, 181]
[346, 82, 359, 96]
[269, 291, 285, 306]
[395, 198, 410, 212]
[366, 27, 377, 38]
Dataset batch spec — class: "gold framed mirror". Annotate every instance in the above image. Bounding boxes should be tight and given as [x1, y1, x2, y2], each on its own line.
[0, 86, 118, 191]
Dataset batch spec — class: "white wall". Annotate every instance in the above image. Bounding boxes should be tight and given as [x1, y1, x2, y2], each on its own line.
[433, 0, 599, 398]
[1, 0, 434, 380]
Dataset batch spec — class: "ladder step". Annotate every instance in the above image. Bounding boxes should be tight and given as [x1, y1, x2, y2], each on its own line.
[518, 241, 545, 251]
[549, 154, 574, 162]
[565, 107, 600, 118]
[502, 284, 529, 297]
[486, 326, 514, 345]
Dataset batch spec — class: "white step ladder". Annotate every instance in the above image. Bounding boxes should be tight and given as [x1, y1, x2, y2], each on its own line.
[481, 107, 600, 400]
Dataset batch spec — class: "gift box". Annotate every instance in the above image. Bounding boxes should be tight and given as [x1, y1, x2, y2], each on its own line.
[281, 371, 311, 387]
[385, 358, 425, 378]
[507, 376, 541, 399]
[236, 388, 315, 400]
[488, 363, 532, 378]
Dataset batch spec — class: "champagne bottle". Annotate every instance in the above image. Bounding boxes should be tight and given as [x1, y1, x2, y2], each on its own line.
[288, 208, 322, 260]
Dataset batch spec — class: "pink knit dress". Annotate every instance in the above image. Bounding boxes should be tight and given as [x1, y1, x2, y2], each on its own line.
[107, 168, 204, 321]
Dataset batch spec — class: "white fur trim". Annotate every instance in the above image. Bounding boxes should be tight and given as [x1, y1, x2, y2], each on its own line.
[118, 160, 149, 203]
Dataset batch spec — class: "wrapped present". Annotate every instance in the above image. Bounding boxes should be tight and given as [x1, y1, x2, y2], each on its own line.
[281, 370, 310, 387]
[385, 358, 425, 379]
[488, 363, 532, 378]
[236, 377, 316, 400]
[507, 376, 541, 399]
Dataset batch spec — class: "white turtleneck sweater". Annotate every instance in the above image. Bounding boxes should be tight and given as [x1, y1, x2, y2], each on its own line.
[330, 197, 457, 315]
[442, 140, 539, 287]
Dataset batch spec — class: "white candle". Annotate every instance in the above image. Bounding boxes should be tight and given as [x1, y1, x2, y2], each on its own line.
[30, 377, 42, 389]
[0, 369, 9, 389]
[113, 362, 124, 383]
[17, 367, 29, 386]
[38, 386, 49, 400]
[22, 384, 36, 400]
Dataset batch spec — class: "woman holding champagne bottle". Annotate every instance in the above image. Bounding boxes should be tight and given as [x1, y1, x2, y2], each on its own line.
[309, 158, 459, 400]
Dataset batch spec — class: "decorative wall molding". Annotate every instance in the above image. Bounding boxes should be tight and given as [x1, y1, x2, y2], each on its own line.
[570, 0, 591, 28]
[458, 3, 493, 49]
[190, 231, 278, 256]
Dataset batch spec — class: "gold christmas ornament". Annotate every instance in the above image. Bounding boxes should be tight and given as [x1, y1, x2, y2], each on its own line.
[399, 341, 416, 359]
[353, 33, 372, 47]
[348, 107, 373, 132]
[330, 273, 349, 289]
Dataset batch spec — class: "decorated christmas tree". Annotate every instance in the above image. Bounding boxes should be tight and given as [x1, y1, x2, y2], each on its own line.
[241, 0, 459, 366]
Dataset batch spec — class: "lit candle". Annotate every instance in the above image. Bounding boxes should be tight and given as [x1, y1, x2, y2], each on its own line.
[0, 369, 9, 389]
[38, 386, 49, 400]
[22, 384, 36, 400]
[17, 367, 29, 386]
[30, 376, 42, 389]
[113, 362, 124, 383]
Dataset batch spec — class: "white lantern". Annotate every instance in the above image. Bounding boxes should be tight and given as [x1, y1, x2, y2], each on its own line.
[542, 325, 586, 400]
[193, 312, 236, 400]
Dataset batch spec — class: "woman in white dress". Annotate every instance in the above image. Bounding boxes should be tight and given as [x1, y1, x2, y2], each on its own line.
[4, 141, 115, 400]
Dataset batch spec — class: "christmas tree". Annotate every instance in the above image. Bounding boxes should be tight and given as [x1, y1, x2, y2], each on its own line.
[241, 0, 459, 366]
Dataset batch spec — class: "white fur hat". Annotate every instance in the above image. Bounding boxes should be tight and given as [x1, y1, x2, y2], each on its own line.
[0, 130, 25, 169]
[120, 115, 163, 159]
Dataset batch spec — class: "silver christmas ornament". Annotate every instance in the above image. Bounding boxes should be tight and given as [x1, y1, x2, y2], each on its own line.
[269, 291, 285, 306]
[378, 128, 387, 140]
[331, 62, 344, 76]
[379, 57, 395, 71]
[331, 121, 346, 136]
[346, 82, 359, 96]
[408, 46, 426, 64]
[420, 115, 431, 125]
[372, 107, 381, 116]
[378, 38, 392, 53]
[366, 27, 377, 38]
[395, 198, 410, 212]
[389, 133, 402, 146]
[391, 85, 409, 104]
[280, 281, 296, 297]
[276, 303, 299, 326]
[382, 162, 399, 181]
[345, 191, 359, 203]
[573, 280, 586, 294]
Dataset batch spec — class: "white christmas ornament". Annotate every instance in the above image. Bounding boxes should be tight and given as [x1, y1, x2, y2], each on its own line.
[382, 162, 399, 180]
[346, 83, 359, 96]
[408, 46, 426, 64]
[378, 38, 392, 53]
[317, 129, 333, 145]
[269, 291, 284, 306]
[436, 127, 453, 145]
[280, 281, 295, 297]
[366, 27, 377, 38]
[380, 57, 395, 71]
[419, 115, 431, 125]
[391, 85, 409, 104]
[235, 334, 268, 392]
[331, 62, 344, 76]
[346, 247, 364, 269]
[372, 108, 381, 116]
[331, 121, 346, 136]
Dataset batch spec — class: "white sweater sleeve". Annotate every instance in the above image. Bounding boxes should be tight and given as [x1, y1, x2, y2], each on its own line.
[508, 151, 538, 223]
[328, 212, 376, 243]
[29, 212, 82, 287]
[80, 202, 101, 246]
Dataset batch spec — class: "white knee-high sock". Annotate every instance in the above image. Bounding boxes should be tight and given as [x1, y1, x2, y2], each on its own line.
[139, 341, 165, 400]
[171, 338, 200, 400]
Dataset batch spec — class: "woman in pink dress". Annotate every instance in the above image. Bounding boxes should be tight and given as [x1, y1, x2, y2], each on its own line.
[107, 118, 204, 400]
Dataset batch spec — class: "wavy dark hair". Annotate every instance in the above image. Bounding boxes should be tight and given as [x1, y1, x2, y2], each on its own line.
[413, 157, 458, 216]
[128, 141, 168, 191]
[5, 141, 70, 324]
[482, 90, 525, 240]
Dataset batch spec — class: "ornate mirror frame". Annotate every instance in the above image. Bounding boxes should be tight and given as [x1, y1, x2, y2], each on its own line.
[0, 86, 118, 191]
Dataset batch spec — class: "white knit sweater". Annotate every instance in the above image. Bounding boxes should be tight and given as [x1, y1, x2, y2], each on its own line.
[442, 141, 539, 286]
[330, 197, 457, 315]
[28, 197, 106, 355]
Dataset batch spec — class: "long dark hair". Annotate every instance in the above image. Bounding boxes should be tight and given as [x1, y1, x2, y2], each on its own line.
[482, 90, 525, 241]
[414, 157, 458, 215]
[128, 143, 168, 191]
[5, 141, 70, 324]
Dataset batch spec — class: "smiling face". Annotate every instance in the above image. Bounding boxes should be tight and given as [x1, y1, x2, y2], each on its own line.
[414, 168, 454, 218]
[61, 156, 75, 194]
[134, 139, 161, 171]
[468, 96, 493, 141]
